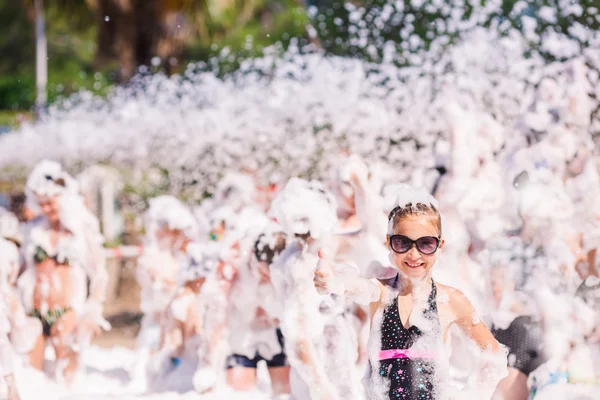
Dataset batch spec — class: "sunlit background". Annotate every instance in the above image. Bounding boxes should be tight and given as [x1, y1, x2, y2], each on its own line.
[1, 1, 600, 399]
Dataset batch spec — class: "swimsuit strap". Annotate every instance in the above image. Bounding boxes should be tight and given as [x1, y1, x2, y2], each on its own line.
[33, 245, 50, 263]
[429, 279, 438, 310]
[33, 245, 71, 266]
[392, 273, 399, 288]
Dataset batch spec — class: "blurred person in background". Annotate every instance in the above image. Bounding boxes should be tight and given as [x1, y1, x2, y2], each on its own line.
[18, 160, 109, 384]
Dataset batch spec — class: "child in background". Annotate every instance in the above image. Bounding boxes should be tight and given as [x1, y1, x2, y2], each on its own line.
[147, 241, 219, 393]
[226, 223, 290, 397]
[268, 178, 365, 400]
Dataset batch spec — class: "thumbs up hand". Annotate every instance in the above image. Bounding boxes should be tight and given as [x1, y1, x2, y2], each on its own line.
[314, 249, 335, 295]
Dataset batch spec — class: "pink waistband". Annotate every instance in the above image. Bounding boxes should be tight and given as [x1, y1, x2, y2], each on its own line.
[378, 349, 436, 361]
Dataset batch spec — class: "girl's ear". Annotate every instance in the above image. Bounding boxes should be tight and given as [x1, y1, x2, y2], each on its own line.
[438, 238, 445, 250]
[385, 235, 390, 247]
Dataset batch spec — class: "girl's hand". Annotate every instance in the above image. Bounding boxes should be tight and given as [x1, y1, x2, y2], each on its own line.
[257, 262, 271, 283]
[7, 385, 21, 400]
[4, 374, 21, 400]
[314, 250, 335, 295]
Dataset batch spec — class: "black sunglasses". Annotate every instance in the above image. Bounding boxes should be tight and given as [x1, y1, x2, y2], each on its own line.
[389, 234, 440, 255]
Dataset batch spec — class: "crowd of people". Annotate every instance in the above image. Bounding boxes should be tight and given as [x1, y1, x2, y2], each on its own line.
[0, 139, 598, 400]
[0, 64, 599, 400]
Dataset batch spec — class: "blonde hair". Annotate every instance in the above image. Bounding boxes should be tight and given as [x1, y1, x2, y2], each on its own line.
[387, 202, 442, 237]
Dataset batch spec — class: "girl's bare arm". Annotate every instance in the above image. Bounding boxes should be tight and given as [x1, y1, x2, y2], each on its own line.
[314, 250, 382, 306]
[450, 289, 500, 352]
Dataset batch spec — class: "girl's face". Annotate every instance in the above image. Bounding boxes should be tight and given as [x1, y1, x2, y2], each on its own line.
[155, 226, 185, 250]
[209, 220, 226, 241]
[38, 195, 60, 223]
[387, 217, 444, 279]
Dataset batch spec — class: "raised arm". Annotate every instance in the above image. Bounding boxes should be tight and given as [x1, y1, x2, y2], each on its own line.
[0, 309, 21, 400]
[450, 289, 500, 351]
[314, 250, 382, 306]
[449, 289, 507, 399]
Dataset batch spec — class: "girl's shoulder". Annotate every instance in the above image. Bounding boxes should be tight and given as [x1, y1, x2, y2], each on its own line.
[434, 282, 475, 317]
[170, 289, 195, 322]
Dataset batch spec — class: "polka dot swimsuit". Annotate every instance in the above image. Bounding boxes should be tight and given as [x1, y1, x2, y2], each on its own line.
[379, 276, 439, 399]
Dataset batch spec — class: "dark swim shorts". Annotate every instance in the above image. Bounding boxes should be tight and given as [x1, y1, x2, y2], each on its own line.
[226, 328, 288, 369]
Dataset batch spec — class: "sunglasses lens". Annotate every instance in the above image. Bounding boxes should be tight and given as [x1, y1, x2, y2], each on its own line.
[416, 237, 439, 254]
[390, 236, 412, 253]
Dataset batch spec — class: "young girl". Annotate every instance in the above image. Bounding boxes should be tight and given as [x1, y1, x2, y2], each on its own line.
[314, 187, 507, 399]
[268, 178, 364, 400]
[0, 302, 21, 400]
[0, 230, 32, 400]
[18, 160, 109, 383]
[147, 240, 219, 393]
[225, 222, 290, 397]
[129, 195, 197, 390]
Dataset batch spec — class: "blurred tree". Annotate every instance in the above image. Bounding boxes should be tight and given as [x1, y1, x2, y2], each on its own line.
[0, 0, 34, 108]
[183, 0, 310, 76]
[91, 0, 166, 80]
[0, 0, 310, 109]
[9, 0, 597, 113]
[489, 0, 600, 62]
[90, 0, 306, 79]
[1, 0, 97, 109]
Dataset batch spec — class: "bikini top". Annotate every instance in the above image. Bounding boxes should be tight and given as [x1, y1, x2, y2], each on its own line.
[33, 245, 71, 266]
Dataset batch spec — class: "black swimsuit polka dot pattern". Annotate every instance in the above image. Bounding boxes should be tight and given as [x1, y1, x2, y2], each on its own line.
[379, 276, 439, 399]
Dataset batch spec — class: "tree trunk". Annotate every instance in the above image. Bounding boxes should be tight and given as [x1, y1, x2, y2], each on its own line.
[34, 0, 47, 117]
[93, 0, 197, 81]
[115, 0, 136, 81]
[94, 0, 119, 66]
[134, 0, 161, 70]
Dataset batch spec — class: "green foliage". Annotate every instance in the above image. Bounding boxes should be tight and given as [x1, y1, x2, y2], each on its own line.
[0, 1, 34, 76]
[0, 0, 310, 109]
[310, 0, 600, 66]
[0, 76, 35, 110]
[2, 0, 600, 111]
[185, 0, 310, 76]
[0, 0, 107, 109]
[0, 110, 31, 127]
[309, 0, 478, 65]
[490, 0, 600, 62]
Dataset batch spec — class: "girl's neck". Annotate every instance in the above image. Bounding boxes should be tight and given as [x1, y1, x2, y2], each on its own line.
[399, 272, 432, 295]
[185, 279, 204, 294]
[48, 219, 62, 231]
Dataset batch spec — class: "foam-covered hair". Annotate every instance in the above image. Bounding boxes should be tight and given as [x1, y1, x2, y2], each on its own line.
[254, 220, 286, 264]
[391, 185, 439, 210]
[179, 242, 220, 282]
[387, 185, 441, 235]
[25, 160, 78, 212]
[145, 196, 197, 242]
[268, 178, 337, 240]
[214, 172, 256, 210]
